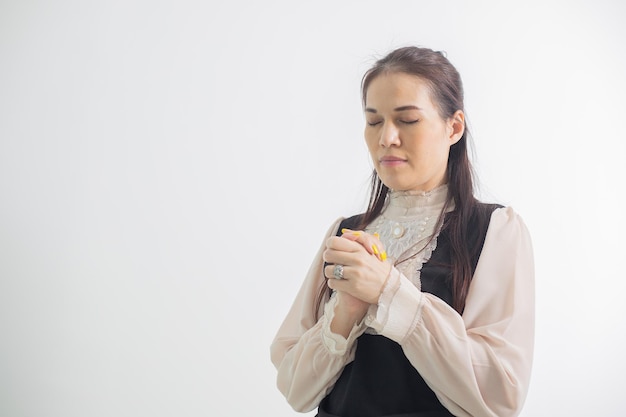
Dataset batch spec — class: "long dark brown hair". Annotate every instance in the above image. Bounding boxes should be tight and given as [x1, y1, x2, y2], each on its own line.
[316, 46, 482, 316]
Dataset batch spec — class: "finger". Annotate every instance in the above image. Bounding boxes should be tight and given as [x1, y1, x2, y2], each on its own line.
[323, 248, 360, 268]
[342, 230, 387, 261]
[341, 228, 363, 239]
[324, 263, 349, 281]
[341, 229, 375, 255]
[326, 274, 350, 291]
[325, 235, 364, 253]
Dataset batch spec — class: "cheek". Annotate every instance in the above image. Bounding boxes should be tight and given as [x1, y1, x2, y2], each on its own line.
[409, 131, 448, 158]
[364, 132, 378, 152]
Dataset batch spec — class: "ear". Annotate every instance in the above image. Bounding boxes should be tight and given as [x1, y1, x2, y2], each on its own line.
[447, 110, 465, 145]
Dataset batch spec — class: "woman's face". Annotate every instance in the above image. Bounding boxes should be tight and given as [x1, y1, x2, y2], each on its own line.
[364, 72, 464, 192]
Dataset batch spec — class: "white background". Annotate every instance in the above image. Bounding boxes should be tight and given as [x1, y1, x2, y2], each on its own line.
[1, 1, 625, 416]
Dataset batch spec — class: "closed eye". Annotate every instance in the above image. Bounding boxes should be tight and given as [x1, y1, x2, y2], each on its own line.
[400, 119, 419, 125]
[367, 120, 382, 126]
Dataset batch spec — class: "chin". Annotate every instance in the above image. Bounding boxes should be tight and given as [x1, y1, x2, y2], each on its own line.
[381, 177, 414, 190]
[383, 182, 410, 192]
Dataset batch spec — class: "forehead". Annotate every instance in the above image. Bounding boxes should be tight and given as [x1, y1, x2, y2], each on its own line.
[364, 72, 436, 110]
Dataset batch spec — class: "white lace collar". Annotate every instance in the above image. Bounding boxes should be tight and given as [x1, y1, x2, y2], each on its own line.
[385, 184, 449, 217]
[365, 184, 452, 288]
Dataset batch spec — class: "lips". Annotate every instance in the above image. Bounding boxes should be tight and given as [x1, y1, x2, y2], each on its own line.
[379, 156, 407, 167]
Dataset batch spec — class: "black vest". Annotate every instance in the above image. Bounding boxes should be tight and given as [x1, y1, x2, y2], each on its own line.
[318, 204, 500, 417]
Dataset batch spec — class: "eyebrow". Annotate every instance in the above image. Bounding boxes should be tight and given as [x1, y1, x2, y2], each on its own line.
[364, 105, 423, 113]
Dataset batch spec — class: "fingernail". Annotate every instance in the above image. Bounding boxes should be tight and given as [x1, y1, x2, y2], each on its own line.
[372, 244, 379, 255]
[381, 251, 387, 261]
[341, 228, 348, 234]
[374, 232, 380, 239]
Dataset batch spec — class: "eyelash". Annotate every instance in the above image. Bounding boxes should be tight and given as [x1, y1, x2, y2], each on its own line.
[367, 119, 419, 126]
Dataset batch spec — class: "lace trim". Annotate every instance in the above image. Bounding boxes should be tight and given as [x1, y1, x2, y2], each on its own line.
[321, 293, 366, 354]
[367, 213, 439, 261]
[366, 214, 444, 291]
[362, 223, 443, 336]
[396, 223, 442, 290]
[412, 230, 440, 291]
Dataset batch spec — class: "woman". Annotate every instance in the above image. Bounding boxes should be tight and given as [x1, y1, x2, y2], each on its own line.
[270, 46, 534, 417]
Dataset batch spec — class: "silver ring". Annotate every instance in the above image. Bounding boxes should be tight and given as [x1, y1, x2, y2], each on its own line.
[333, 264, 344, 280]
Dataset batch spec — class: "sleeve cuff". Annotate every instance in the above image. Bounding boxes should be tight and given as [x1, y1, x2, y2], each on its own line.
[365, 267, 425, 344]
[321, 293, 367, 355]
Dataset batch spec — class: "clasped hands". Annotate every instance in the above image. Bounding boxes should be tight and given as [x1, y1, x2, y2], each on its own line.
[323, 228, 392, 308]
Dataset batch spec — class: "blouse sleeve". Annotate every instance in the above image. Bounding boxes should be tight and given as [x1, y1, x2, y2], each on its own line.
[270, 218, 369, 412]
[365, 206, 535, 417]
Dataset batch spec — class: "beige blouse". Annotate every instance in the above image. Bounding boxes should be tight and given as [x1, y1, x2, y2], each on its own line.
[270, 194, 535, 417]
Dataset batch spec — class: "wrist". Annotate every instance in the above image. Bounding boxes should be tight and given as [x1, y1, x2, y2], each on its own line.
[377, 263, 394, 303]
[335, 292, 369, 317]
[330, 302, 366, 338]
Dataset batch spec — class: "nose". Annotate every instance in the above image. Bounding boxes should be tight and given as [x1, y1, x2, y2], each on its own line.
[379, 122, 400, 147]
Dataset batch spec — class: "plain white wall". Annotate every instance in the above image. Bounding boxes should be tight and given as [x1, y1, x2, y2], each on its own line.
[1, 1, 625, 416]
